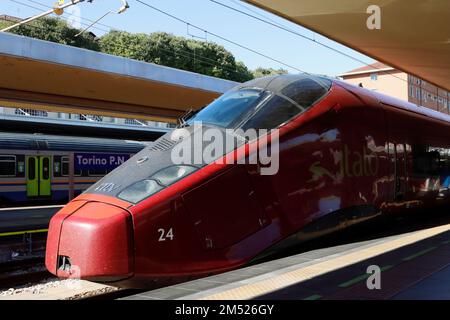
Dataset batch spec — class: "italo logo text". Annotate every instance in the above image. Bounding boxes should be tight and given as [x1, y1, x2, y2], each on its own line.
[339, 145, 379, 177]
[308, 145, 379, 183]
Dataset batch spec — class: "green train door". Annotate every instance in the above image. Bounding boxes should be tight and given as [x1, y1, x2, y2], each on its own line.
[26, 156, 51, 197]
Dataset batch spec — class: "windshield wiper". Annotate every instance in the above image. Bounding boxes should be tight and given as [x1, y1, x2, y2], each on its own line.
[177, 107, 205, 128]
[177, 109, 195, 128]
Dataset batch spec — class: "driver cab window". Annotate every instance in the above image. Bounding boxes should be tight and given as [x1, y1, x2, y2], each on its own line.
[241, 95, 301, 131]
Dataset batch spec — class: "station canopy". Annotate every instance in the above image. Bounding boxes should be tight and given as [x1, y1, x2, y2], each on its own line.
[0, 32, 237, 123]
[245, 0, 450, 91]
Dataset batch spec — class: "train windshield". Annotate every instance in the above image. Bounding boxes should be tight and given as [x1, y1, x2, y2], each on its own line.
[187, 89, 268, 128]
[187, 75, 332, 131]
[86, 74, 332, 204]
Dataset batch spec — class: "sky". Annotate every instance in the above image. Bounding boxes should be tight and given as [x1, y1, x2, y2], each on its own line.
[0, 0, 376, 76]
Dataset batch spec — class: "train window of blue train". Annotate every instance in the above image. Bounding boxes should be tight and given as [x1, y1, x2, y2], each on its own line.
[17, 161, 25, 174]
[0, 155, 16, 177]
[62, 158, 69, 176]
[43, 158, 50, 180]
[54, 161, 61, 174]
[61, 156, 81, 176]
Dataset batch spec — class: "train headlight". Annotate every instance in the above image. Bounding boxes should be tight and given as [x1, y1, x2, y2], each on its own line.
[118, 179, 163, 203]
[152, 165, 197, 186]
[117, 166, 197, 203]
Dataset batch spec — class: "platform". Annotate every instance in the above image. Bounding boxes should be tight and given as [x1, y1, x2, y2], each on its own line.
[0, 32, 237, 122]
[0, 205, 62, 234]
[121, 222, 450, 300]
[0, 111, 169, 140]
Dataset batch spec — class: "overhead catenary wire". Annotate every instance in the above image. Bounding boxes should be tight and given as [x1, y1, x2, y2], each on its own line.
[27, 0, 114, 31]
[6, 0, 349, 83]
[229, 0, 297, 33]
[3, 2, 109, 38]
[5, 0, 264, 79]
[10, 0, 111, 34]
[208, 0, 409, 84]
[23, 0, 310, 77]
[6, 0, 312, 77]
[5, 0, 408, 84]
[5, 0, 261, 79]
[74, 0, 129, 37]
[134, 0, 308, 74]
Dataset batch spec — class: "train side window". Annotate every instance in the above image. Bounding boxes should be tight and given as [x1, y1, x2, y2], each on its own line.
[0, 155, 16, 177]
[436, 148, 450, 175]
[53, 156, 62, 177]
[280, 77, 331, 108]
[61, 156, 81, 176]
[28, 157, 36, 180]
[14, 155, 25, 178]
[412, 146, 440, 176]
[62, 157, 69, 176]
[445, 149, 450, 175]
[241, 95, 302, 131]
[42, 157, 50, 180]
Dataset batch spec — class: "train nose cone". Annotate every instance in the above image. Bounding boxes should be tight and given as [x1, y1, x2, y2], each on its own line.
[45, 200, 134, 282]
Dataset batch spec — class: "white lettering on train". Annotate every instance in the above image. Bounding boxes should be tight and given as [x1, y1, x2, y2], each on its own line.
[76, 155, 126, 166]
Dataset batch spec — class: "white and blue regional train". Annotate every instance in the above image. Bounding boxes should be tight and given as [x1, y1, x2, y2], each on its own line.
[0, 132, 146, 206]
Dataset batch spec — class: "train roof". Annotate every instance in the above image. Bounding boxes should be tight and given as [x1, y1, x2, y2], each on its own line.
[334, 78, 450, 125]
[235, 73, 332, 95]
[0, 132, 147, 153]
[239, 73, 450, 126]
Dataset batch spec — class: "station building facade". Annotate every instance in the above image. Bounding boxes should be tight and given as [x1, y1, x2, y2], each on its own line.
[339, 62, 450, 114]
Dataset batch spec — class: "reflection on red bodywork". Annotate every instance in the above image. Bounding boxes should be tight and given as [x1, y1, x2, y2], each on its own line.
[46, 79, 450, 287]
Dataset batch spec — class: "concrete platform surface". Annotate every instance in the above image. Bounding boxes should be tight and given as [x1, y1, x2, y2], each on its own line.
[121, 222, 450, 300]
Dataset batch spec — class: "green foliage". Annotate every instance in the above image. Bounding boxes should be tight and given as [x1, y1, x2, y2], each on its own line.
[1, 17, 289, 82]
[252, 67, 288, 79]
[99, 30, 151, 61]
[99, 31, 254, 82]
[0, 17, 99, 51]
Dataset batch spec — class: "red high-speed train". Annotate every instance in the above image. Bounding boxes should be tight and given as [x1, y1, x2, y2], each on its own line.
[46, 74, 450, 287]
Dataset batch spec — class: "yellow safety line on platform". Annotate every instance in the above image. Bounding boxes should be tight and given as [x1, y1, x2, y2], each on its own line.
[0, 205, 63, 212]
[0, 229, 48, 237]
[198, 223, 450, 300]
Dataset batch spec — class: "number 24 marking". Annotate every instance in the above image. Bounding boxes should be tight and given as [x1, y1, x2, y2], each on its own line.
[158, 228, 174, 241]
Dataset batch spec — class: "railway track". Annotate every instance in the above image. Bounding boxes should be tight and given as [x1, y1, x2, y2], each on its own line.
[2, 207, 449, 300]
[0, 258, 53, 291]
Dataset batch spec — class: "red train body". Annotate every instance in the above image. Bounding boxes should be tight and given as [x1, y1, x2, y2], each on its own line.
[45, 74, 450, 287]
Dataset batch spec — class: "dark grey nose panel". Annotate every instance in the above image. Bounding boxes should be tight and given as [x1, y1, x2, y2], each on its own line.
[85, 125, 245, 200]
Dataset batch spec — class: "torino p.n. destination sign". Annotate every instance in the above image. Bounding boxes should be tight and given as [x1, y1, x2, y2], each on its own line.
[74, 153, 131, 171]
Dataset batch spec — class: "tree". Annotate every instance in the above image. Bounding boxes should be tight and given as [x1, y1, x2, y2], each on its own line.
[100, 31, 254, 82]
[99, 30, 151, 61]
[0, 17, 100, 51]
[235, 61, 254, 82]
[252, 67, 288, 79]
[0, 17, 260, 82]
